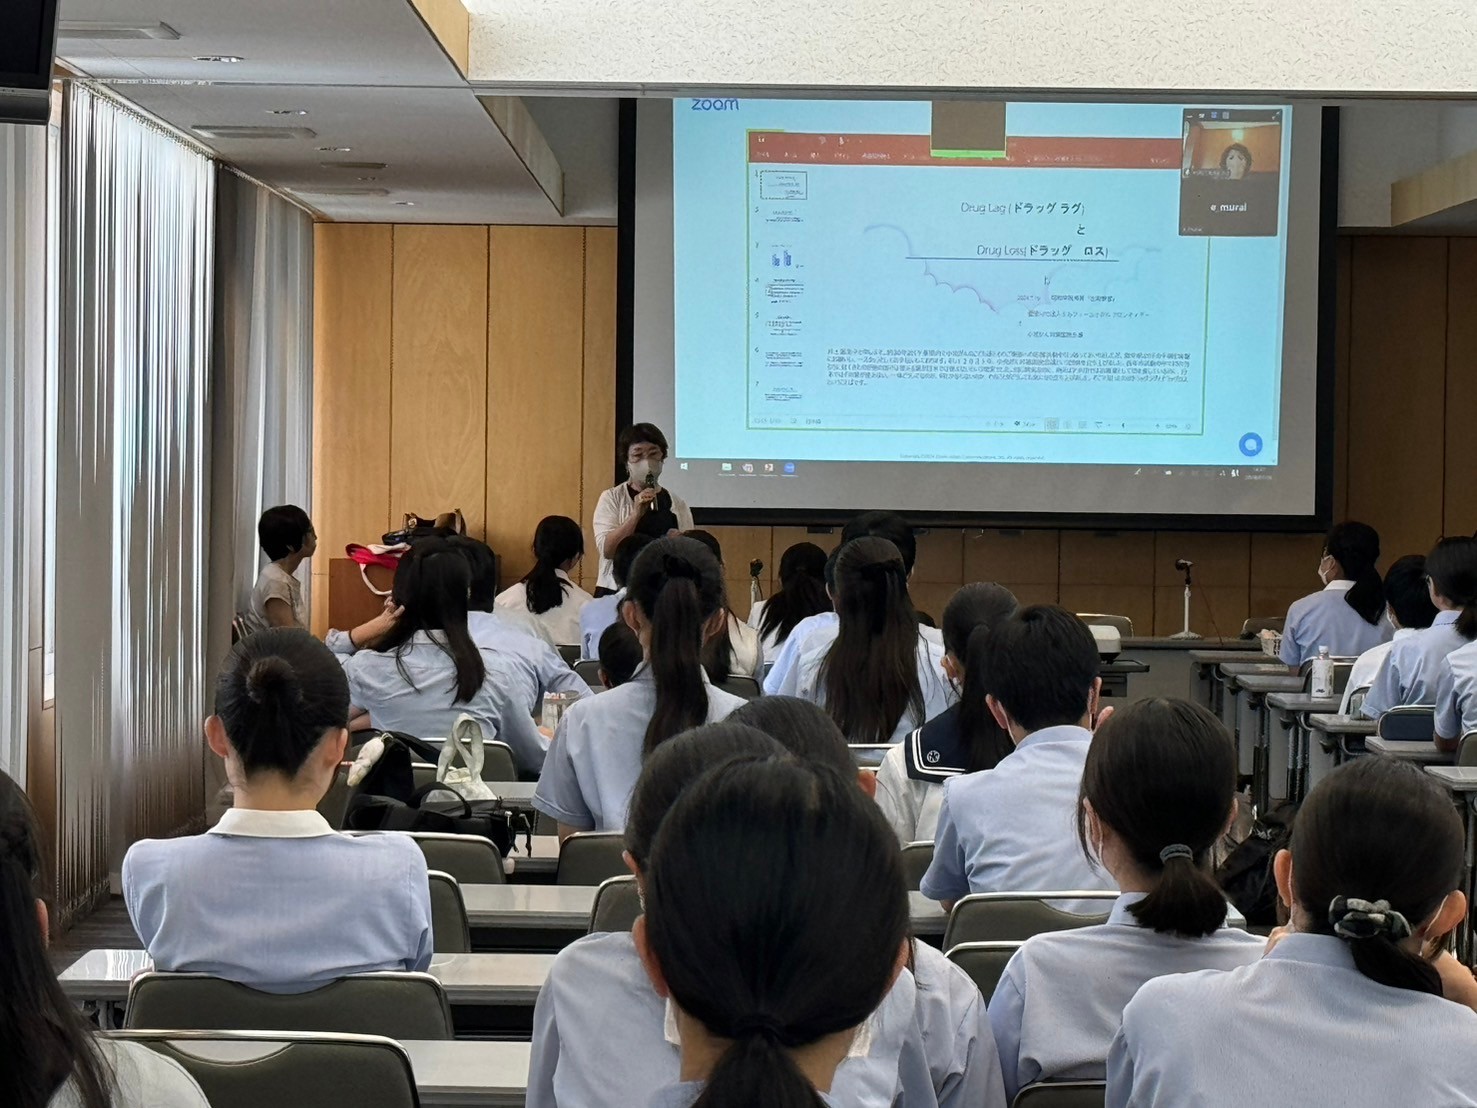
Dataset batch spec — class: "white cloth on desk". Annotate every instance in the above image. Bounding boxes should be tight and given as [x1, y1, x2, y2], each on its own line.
[495, 569, 593, 647]
[50, 1038, 210, 1108]
[1279, 580, 1391, 667]
[243, 560, 307, 633]
[592, 483, 694, 591]
[1338, 627, 1415, 714]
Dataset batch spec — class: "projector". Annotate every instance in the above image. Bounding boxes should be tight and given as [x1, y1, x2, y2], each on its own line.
[1089, 625, 1121, 662]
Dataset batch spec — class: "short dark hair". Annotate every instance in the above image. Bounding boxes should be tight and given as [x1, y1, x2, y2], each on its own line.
[983, 605, 1100, 732]
[257, 505, 313, 561]
[728, 696, 854, 778]
[1424, 537, 1477, 639]
[1383, 554, 1436, 632]
[612, 533, 655, 590]
[841, 511, 917, 574]
[617, 422, 669, 462]
[597, 620, 644, 688]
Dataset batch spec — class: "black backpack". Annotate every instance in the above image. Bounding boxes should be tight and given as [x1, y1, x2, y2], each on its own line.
[1215, 801, 1298, 927]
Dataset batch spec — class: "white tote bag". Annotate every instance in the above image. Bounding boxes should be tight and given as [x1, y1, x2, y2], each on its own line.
[434, 714, 497, 802]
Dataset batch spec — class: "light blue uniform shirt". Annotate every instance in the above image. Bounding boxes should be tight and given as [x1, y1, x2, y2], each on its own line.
[339, 631, 549, 773]
[528, 931, 1006, 1108]
[1279, 580, 1391, 667]
[122, 808, 433, 993]
[1435, 638, 1477, 740]
[921, 725, 1115, 912]
[764, 611, 945, 696]
[648, 1082, 837, 1108]
[580, 589, 625, 660]
[533, 665, 748, 831]
[789, 630, 955, 744]
[1107, 933, 1477, 1107]
[989, 891, 1264, 1102]
[1360, 609, 1468, 718]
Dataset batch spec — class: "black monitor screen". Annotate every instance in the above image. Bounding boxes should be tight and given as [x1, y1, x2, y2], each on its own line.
[0, 0, 60, 90]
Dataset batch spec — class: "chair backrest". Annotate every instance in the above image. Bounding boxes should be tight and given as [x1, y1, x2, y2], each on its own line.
[588, 874, 642, 933]
[317, 765, 352, 830]
[558, 644, 581, 665]
[944, 940, 1021, 1001]
[1075, 613, 1133, 636]
[899, 841, 934, 891]
[124, 972, 453, 1040]
[427, 869, 471, 953]
[1345, 685, 1370, 715]
[1241, 615, 1285, 636]
[106, 1030, 421, 1108]
[715, 674, 763, 700]
[848, 743, 892, 769]
[410, 832, 506, 885]
[1459, 732, 1477, 768]
[417, 738, 518, 783]
[1376, 704, 1436, 742]
[556, 831, 629, 886]
[412, 762, 438, 791]
[942, 892, 1118, 948]
[574, 658, 603, 688]
[1013, 1080, 1107, 1108]
[1298, 658, 1356, 693]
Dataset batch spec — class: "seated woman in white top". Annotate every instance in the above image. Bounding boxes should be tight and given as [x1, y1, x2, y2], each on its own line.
[123, 629, 433, 994]
[1339, 555, 1435, 713]
[683, 529, 763, 679]
[495, 515, 594, 647]
[637, 758, 913, 1108]
[793, 536, 953, 745]
[748, 541, 830, 659]
[533, 536, 748, 836]
[990, 698, 1264, 1101]
[1280, 520, 1391, 667]
[876, 582, 1019, 843]
[242, 504, 315, 633]
[1107, 756, 1477, 1108]
[1, 770, 210, 1108]
[343, 538, 548, 773]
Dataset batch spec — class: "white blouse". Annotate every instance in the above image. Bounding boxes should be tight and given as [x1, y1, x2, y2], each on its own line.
[495, 569, 594, 647]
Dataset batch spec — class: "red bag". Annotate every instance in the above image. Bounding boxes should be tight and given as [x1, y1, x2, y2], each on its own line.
[346, 543, 408, 596]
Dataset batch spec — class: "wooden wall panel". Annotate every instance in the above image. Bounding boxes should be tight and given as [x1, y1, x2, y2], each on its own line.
[311, 224, 394, 637]
[484, 226, 585, 582]
[579, 228, 618, 591]
[1346, 237, 1447, 561]
[912, 529, 963, 584]
[1445, 239, 1477, 536]
[1150, 532, 1250, 638]
[391, 226, 490, 542]
[1249, 532, 1325, 624]
[963, 529, 1060, 585]
[1058, 586, 1154, 636]
[1332, 236, 1352, 522]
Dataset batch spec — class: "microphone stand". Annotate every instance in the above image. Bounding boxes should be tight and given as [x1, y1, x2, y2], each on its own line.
[1169, 562, 1202, 640]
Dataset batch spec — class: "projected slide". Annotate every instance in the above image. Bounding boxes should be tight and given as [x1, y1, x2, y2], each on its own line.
[673, 101, 1292, 471]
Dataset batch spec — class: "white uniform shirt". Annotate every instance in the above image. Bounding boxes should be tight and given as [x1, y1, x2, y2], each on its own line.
[592, 483, 694, 591]
[1279, 579, 1391, 667]
[244, 561, 307, 633]
[49, 1039, 210, 1108]
[989, 891, 1265, 1101]
[920, 725, 1115, 913]
[495, 570, 594, 647]
[1361, 609, 1469, 718]
[528, 930, 1006, 1108]
[1435, 637, 1477, 740]
[1107, 932, 1477, 1108]
[875, 741, 945, 843]
[765, 611, 946, 695]
[1339, 627, 1415, 713]
[533, 665, 747, 831]
[789, 631, 953, 745]
[340, 631, 549, 773]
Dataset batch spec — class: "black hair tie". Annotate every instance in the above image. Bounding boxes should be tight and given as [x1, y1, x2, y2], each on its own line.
[858, 560, 899, 584]
[662, 553, 700, 582]
[731, 1015, 786, 1043]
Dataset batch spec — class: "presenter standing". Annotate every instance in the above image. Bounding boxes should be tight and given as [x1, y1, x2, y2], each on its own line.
[592, 423, 693, 595]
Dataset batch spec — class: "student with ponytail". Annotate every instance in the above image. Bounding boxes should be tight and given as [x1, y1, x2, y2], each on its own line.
[793, 537, 952, 744]
[1107, 757, 1477, 1107]
[683, 529, 763, 678]
[342, 537, 548, 773]
[750, 541, 831, 657]
[988, 698, 1262, 1101]
[123, 630, 433, 993]
[876, 582, 1019, 842]
[1362, 537, 1477, 718]
[533, 536, 747, 836]
[496, 515, 594, 646]
[1280, 520, 1391, 666]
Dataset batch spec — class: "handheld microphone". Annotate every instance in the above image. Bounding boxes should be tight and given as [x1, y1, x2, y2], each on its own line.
[643, 472, 658, 491]
[1174, 558, 1194, 572]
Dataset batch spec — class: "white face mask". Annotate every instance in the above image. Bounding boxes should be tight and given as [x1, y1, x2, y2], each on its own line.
[628, 457, 662, 485]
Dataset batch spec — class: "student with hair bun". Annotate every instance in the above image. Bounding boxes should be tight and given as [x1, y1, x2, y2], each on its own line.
[123, 629, 433, 993]
[1279, 520, 1391, 666]
[989, 699, 1263, 1101]
[1107, 757, 1477, 1107]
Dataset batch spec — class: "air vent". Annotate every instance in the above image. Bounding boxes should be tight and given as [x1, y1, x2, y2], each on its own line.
[191, 125, 316, 140]
[59, 21, 180, 40]
[320, 161, 388, 171]
[298, 186, 390, 197]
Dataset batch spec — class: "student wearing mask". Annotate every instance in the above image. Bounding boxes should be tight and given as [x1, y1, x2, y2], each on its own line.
[123, 629, 433, 993]
[1280, 521, 1390, 667]
[683, 529, 763, 679]
[989, 699, 1264, 1101]
[2, 771, 210, 1108]
[1362, 537, 1477, 718]
[921, 606, 1116, 914]
[341, 538, 549, 774]
[597, 621, 644, 689]
[1339, 554, 1436, 714]
[496, 516, 594, 646]
[592, 424, 694, 595]
[243, 504, 316, 633]
[875, 583, 1019, 843]
[581, 534, 654, 660]
[764, 511, 944, 695]
[748, 541, 830, 658]
[791, 537, 952, 746]
[533, 536, 747, 835]
[1107, 757, 1477, 1106]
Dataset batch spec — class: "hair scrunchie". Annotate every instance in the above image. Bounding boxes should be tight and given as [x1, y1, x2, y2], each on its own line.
[1329, 896, 1413, 941]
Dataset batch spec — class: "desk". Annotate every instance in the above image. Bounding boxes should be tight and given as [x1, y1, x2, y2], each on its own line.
[504, 836, 559, 880]
[485, 782, 538, 810]
[1234, 673, 1308, 810]
[1188, 649, 1275, 716]
[1099, 659, 1149, 699]
[1426, 767, 1477, 962]
[1265, 692, 1339, 803]
[1366, 736, 1449, 766]
[404, 1039, 531, 1107]
[1306, 714, 1378, 795]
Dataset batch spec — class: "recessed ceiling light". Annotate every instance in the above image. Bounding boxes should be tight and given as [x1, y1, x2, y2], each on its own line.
[191, 125, 315, 140]
[299, 186, 390, 197]
[59, 20, 180, 40]
[356, 176, 378, 182]
[194, 55, 243, 63]
[321, 161, 387, 171]
[393, 201, 416, 206]
[317, 146, 352, 153]
[267, 109, 308, 116]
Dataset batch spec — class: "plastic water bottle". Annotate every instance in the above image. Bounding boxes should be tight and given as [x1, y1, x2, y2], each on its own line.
[1310, 646, 1333, 698]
